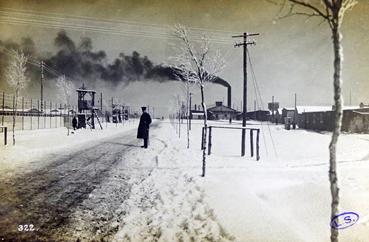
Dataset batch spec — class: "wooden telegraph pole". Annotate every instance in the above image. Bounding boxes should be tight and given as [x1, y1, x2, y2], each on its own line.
[40, 61, 44, 112]
[233, 32, 259, 156]
[189, 92, 192, 130]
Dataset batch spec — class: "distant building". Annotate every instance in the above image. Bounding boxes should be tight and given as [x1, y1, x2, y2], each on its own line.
[189, 101, 239, 120]
[191, 110, 205, 120]
[246, 110, 270, 121]
[298, 107, 369, 133]
[207, 101, 239, 120]
[270, 108, 284, 124]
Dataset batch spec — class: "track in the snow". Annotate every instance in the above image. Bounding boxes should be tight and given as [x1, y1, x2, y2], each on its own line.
[0, 123, 158, 241]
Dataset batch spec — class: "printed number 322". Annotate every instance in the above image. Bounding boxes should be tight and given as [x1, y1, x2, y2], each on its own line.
[18, 224, 35, 232]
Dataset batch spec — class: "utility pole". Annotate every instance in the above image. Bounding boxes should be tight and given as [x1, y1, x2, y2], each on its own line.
[100, 92, 103, 112]
[294, 93, 297, 129]
[233, 32, 259, 156]
[189, 92, 192, 130]
[40, 61, 44, 112]
[111, 97, 114, 123]
[254, 99, 257, 120]
[272, 96, 275, 123]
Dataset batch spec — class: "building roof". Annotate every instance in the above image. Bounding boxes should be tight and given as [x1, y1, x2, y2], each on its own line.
[76, 89, 96, 93]
[191, 110, 204, 115]
[208, 105, 238, 113]
[247, 110, 270, 114]
[353, 111, 369, 115]
[281, 106, 361, 113]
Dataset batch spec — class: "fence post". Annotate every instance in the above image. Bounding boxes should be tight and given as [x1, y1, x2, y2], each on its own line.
[178, 110, 181, 138]
[50, 101, 52, 128]
[4, 127, 7, 145]
[60, 103, 62, 127]
[12, 95, 15, 142]
[30, 99, 33, 130]
[208, 126, 212, 155]
[256, 129, 260, 161]
[64, 104, 67, 127]
[67, 104, 70, 136]
[250, 129, 254, 157]
[241, 128, 247, 157]
[201, 126, 205, 150]
[44, 101, 46, 128]
[1, 91, 4, 126]
[22, 97, 24, 130]
[37, 100, 40, 129]
[55, 103, 57, 128]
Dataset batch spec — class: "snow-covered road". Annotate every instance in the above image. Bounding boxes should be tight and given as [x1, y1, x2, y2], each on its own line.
[0, 124, 157, 241]
[0, 122, 234, 242]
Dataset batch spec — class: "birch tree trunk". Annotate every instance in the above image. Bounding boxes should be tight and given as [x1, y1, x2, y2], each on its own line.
[329, 20, 343, 242]
[12, 89, 19, 145]
[200, 84, 208, 177]
[278, 1, 357, 241]
[186, 82, 190, 149]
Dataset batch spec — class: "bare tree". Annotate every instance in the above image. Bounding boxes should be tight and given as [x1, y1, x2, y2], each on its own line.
[176, 71, 196, 149]
[56, 75, 75, 135]
[185, 79, 191, 149]
[275, 1, 357, 241]
[171, 24, 225, 177]
[6, 49, 29, 145]
[56, 75, 74, 105]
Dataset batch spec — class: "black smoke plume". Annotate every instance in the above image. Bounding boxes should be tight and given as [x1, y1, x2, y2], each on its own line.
[146, 65, 232, 107]
[0, 30, 231, 107]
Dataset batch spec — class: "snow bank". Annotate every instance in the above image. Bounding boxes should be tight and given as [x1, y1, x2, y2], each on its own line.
[186, 120, 369, 242]
[59, 121, 235, 241]
[111, 119, 369, 241]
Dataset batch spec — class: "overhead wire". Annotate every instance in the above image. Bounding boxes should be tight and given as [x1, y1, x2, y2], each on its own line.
[247, 48, 278, 157]
[0, 8, 233, 45]
[249, 57, 269, 156]
[0, 7, 236, 35]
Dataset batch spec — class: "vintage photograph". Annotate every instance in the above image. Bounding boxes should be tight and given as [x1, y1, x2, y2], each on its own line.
[0, 0, 368, 241]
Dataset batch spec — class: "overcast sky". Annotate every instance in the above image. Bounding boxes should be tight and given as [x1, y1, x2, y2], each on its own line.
[0, 0, 368, 115]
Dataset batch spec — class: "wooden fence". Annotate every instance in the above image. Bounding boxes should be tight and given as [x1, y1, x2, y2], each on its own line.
[202, 125, 260, 160]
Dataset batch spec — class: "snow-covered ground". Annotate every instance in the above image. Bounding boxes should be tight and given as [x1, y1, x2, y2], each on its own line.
[0, 119, 139, 173]
[184, 120, 369, 242]
[1, 119, 368, 241]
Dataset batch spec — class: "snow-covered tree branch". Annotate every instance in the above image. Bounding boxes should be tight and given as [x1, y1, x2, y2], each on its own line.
[170, 24, 225, 177]
[6, 49, 29, 145]
[56, 75, 75, 106]
[56, 75, 75, 135]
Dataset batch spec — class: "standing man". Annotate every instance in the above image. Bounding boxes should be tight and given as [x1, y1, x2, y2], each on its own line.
[137, 106, 152, 148]
[72, 115, 78, 130]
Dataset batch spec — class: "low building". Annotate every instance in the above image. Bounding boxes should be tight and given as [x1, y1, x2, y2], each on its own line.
[298, 107, 369, 133]
[342, 109, 369, 133]
[207, 101, 239, 120]
[269, 108, 284, 124]
[246, 110, 270, 121]
[191, 110, 205, 120]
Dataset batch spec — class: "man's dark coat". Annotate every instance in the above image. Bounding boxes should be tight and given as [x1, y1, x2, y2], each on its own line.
[137, 112, 152, 139]
[72, 117, 78, 129]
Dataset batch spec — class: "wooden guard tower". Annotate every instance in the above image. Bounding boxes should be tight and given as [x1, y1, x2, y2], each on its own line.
[76, 84, 102, 129]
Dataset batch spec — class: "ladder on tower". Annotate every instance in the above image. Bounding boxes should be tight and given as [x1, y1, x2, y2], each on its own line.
[92, 108, 103, 130]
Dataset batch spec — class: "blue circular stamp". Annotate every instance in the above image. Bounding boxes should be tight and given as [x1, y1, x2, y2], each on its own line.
[331, 212, 359, 230]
